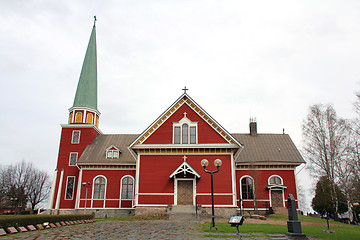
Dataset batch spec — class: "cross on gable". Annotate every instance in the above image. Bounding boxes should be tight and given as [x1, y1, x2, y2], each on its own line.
[183, 155, 187, 162]
[182, 86, 188, 94]
[183, 112, 187, 118]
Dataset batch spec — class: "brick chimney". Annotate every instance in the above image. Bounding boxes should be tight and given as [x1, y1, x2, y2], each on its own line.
[249, 117, 257, 136]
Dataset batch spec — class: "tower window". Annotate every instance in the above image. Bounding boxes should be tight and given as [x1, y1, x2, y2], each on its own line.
[75, 112, 83, 123]
[69, 152, 78, 166]
[65, 176, 75, 200]
[182, 124, 188, 144]
[174, 127, 181, 144]
[86, 113, 94, 124]
[72, 130, 80, 144]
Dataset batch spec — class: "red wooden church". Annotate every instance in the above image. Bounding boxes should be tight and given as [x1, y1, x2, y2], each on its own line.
[47, 22, 305, 218]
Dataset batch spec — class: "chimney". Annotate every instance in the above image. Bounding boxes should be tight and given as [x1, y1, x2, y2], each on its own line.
[249, 117, 257, 136]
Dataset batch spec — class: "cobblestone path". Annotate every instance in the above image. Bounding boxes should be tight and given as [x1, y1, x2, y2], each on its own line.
[4, 220, 201, 240]
[3, 220, 316, 239]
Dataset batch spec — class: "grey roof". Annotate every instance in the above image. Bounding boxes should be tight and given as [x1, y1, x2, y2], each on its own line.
[231, 134, 305, 165]
[77, 133, 305, 166]
[77, 134, 138, 165]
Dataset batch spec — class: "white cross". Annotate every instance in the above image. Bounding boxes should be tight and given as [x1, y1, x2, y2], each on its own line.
[183, 156, 187, 162]
[184, 112, 187, 118]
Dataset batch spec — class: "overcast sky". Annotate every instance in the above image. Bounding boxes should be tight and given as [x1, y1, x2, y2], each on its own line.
[1, 0, 359, 212]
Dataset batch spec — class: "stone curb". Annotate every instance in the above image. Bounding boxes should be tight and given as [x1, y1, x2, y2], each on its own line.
[0, 219, 95, 237]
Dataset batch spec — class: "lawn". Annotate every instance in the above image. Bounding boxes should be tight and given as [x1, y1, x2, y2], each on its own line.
[202, 215, 360, 240]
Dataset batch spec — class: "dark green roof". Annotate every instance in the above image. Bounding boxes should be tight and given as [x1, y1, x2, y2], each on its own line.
[73, 24, 97, 110]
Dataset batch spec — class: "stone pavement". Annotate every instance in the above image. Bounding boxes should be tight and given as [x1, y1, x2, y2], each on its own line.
[2, 220, 310, 239]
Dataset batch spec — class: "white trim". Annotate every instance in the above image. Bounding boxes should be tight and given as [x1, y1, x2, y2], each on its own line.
[69, 106, 101, 116]
[71, 130, 81, 144]
[55, 169, 64, 210]
[75, 168, 83, 209]
[69, 152, 78, 166]
[65, 176, 76, 200]
[269, 188, 285, 208]
[79, 167, 136, 170]
[47, 169, 58, 209]
[172, 114, 198, 144]
[169, 161, 200, 178]
[195, 193, 234, 196]
[236, 167, 296, 170]
[132, 143, 239, 149]
[231, 153, 237, 207]
[201, 205, 237, 207]
[239, 175, 255, 200]
[120, 175, 135, 208]
[174, 178, 196, 205]
[61, 124, 103, 134]
[92, 175, 107, 208]
[268, 175, 283, 185]
[135, 204, 168, 207]
[135, 154, 140, 206]
[137, 193, 175, 195]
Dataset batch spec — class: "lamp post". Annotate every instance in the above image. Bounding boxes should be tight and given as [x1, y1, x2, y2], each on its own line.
[82, 182, 91, 214]
[201, 158, 222, 228]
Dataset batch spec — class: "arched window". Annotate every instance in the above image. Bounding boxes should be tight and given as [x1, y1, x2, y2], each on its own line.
[121, 176, 134, 200]
[93, 176, 106, 199]
[86, 113, 93, 124]
[241, 177, 254, 199]
[269, 175, 282, 185]
[182, 124, 188, 144]
[75, 112, 83, 123]
[69, 112, 73, 123]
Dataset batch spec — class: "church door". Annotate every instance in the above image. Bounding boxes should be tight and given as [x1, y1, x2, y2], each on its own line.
[271, 190, 284, 208]
[177, 180, 193, 205]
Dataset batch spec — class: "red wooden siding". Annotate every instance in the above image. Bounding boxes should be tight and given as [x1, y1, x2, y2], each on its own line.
[143, 104, 228, 144]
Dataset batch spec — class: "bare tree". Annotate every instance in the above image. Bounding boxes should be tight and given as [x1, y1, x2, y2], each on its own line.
[27, 169, 50, 213]
[0, 161, 50, 213]
[302, 104, 350, 219]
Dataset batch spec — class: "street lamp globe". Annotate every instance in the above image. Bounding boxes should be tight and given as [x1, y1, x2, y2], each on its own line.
[214, 159, 222, 167]
[201, 159, 209, 167]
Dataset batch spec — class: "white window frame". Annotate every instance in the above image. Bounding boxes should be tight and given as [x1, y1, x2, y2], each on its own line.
[268, 175, 283, 185]
[65, 176, 76, 200]
[120, 175, 135, 200]
[173, 114, 198, 144]
[71, 130, 81, 144]
[69, 152, 78, 166]
[240, 175, 255, 200]
[92, 175, 107, 200]
[105, 145, 120, 159]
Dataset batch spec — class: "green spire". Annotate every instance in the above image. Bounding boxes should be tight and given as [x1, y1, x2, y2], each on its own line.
[73, 21, 97, 110]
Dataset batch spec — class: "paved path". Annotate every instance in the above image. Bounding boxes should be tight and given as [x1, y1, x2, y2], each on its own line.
[3, 220, 313, 239]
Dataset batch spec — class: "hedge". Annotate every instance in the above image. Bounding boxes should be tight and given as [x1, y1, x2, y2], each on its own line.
[0, 214, 94, 228]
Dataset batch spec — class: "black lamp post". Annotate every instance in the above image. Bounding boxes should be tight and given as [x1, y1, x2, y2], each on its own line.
[201, 158, 222, 228]
[82, 182, 91, 214]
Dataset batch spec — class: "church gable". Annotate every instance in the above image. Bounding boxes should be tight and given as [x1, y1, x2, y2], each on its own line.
[131, 93, 241, 146]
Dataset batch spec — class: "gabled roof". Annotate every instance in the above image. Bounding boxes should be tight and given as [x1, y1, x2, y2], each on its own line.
[72, 23, 98, 110]
[77, 134, 138, 165]
[169, 161, 201, 178]
[231, 134, 305, 165]
[129, 93, 243, 149]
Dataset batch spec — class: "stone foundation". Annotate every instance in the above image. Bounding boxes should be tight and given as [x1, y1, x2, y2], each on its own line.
[134, 206, 167, 215]
[198, 206, 237, 219]
[47, 209, 134, 218]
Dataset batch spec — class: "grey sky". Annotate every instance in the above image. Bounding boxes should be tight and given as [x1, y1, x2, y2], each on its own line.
[1, 0, 359, 211]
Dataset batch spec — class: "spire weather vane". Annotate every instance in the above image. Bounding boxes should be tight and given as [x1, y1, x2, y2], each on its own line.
[93, 16, 97, 26]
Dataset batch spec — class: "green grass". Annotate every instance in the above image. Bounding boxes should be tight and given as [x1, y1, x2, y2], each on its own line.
[268, 214, 348, 225]
[202, 216, 360, 240]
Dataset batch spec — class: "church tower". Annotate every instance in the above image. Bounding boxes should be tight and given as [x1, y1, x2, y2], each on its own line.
[48, 18, 102, 213]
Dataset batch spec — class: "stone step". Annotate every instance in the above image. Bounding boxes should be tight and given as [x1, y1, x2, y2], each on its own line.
[169, 212, 197, 221]
[169, 205, 196, 213]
